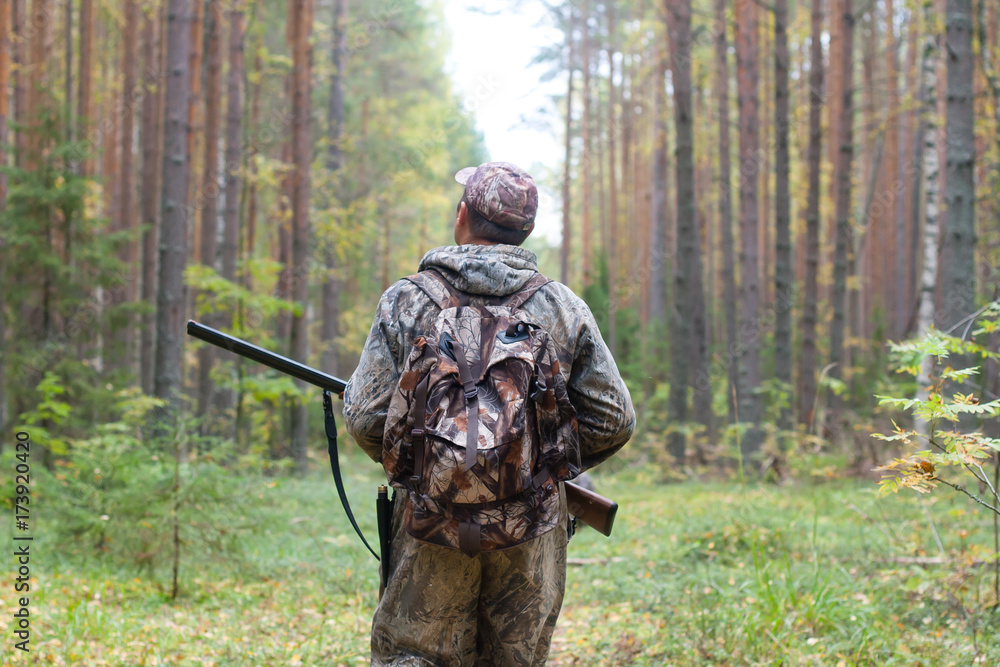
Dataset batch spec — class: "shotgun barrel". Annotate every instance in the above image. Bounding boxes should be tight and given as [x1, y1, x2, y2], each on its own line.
[186, 320, 618, 537]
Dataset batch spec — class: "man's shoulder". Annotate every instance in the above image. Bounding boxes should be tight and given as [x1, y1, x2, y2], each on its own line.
[376, 276, 432, 312]
[531, 279, 594, 322]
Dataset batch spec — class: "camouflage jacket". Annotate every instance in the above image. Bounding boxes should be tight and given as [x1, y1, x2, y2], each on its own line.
[343, 243, 635, 471]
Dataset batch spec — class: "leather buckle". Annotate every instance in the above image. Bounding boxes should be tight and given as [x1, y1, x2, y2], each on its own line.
[411, 427, 425, 442]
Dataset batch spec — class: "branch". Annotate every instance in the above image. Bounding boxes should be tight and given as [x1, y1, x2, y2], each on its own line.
[934, 477, 1000, 516]
[927, 435, 993, 489]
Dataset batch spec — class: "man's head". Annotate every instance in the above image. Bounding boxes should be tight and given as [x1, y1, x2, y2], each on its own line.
[453, 162, 537, 246]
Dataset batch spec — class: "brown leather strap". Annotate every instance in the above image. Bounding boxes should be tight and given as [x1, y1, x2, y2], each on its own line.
[411, 374, 431, 486]
[504, 273, 552, 311]
[458, 520, 481, 558]
[450, 340, 479, 471]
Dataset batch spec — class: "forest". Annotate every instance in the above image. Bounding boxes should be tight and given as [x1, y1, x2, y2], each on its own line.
[1, 0, 999, 663]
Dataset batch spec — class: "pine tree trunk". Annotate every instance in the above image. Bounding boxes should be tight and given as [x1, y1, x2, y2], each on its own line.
[111, 0, 139, 374]
[735, 0, 763, 454]
[758, 20, 772, 312]
[288, 0, 313, 475]
[322, 0, 346, 376]
[0, 0, 9, 433]
[212, 2, 243, 432]
[649, 28, 669, 327]
[666, 0, 695, 460]
[140, 2, 163, 396]
[886, 0, 904, 338]
[773, 0, 792, 432]
[197, 0, 223, 425]
[154, 0, 194, 433]
[580, 0, 592, 285]
[824, 0, 843, 279]
[798, 0, 824, 429]
[26, 0, 49, 170]
[606, 4, 618, 357]
[715, 0, 737, 424]
[186, 0, 204, 191]
[244, 48, 262, 291]
[77, 0, 93, 174]
[827, 0, 855, 431]
[560, 6, 574, 287]
[63, 0, 71, 142]
[221, 4, 242, 287]
[940, 0, 975, 329]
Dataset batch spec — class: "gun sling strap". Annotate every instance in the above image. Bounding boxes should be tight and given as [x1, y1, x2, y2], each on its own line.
[323, 390, 380, 561]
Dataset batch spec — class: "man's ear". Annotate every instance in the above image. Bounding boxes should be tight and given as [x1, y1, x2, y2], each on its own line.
[454, 200, 469, 245]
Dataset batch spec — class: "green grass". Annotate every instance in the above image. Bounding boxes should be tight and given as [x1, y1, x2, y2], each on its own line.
[2, 454, 999, 666]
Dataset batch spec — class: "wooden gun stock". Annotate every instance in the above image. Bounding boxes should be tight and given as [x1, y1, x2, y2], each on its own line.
[565, 481, 618, 537]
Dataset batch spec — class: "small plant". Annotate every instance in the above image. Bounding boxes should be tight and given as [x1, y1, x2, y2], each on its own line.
[874, 330, 1000, 513]
[873, 311, 1000, 614]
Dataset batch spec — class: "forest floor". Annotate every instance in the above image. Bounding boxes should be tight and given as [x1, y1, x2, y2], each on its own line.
[2, 453, 999, 666]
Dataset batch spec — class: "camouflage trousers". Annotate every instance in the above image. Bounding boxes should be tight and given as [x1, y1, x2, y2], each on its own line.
[370, 487, 569, 666]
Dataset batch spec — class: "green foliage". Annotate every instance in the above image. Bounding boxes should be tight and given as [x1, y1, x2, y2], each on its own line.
[10, 387, 269, 577]
[2, 105, 128, 437]
[7, 468, 998, 664]
[874, 326, 1000, 511]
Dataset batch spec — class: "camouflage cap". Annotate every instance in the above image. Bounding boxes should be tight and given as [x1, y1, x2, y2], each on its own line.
[454, 162, 538, 232]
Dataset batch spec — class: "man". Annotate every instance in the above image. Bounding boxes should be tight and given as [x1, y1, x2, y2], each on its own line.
[344, 161, 634, 666]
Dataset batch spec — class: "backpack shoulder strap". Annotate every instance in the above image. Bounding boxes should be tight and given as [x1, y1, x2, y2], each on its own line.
[403, 268, 469, 310]
[505, 273, 552, 311]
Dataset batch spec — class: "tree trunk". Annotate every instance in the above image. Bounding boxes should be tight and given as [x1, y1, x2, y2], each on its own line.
[140, 2, 163, 396]
[886, 0, 903, 338]
[735, 0, 763, 454]
[798, 0, 824, 430]
[63, 0, 72, 142]
[153, 0, 193, 433]
[649, 26, 669, 328]
[715, 0, 738, 424]
[0, 0, 9, 432]
[322, 0, 346, 376]
[773, 0, 792, 432]
[903, 16, 920, 335]
[827, 0, 854, 430]
[26, 0, 49, 170]
[244, 47, 262, 291]
[197, 0, 223, 424]
[288, 0, 313, 475]
[211, 2, 243, 432]
[111, 0, 139, 374]
[940, 0, 975, 329]
[11, 0, 23, 168]
[580, 0, 592, 285]
[186, 0, 204, 191]
[824, 0, 843, 279]
[758, 20, 772, 312]
[77, 0, 93, 174]
[560, 6, 574, 287]
[606, 3, 618, 357]
[221, 4, 242, 287]
[666, 0, 695, 460]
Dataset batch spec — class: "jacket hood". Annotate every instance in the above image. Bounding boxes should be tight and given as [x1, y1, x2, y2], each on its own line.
[418, 244, 539, 297]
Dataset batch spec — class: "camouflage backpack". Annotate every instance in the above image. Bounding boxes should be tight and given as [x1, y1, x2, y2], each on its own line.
[382, 269, 581, 557]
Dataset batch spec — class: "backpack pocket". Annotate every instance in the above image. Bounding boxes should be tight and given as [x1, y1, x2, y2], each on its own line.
[420, 356, 536, 505]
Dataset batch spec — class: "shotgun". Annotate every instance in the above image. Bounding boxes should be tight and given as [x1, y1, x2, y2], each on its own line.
[186, 320, 619, 537]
